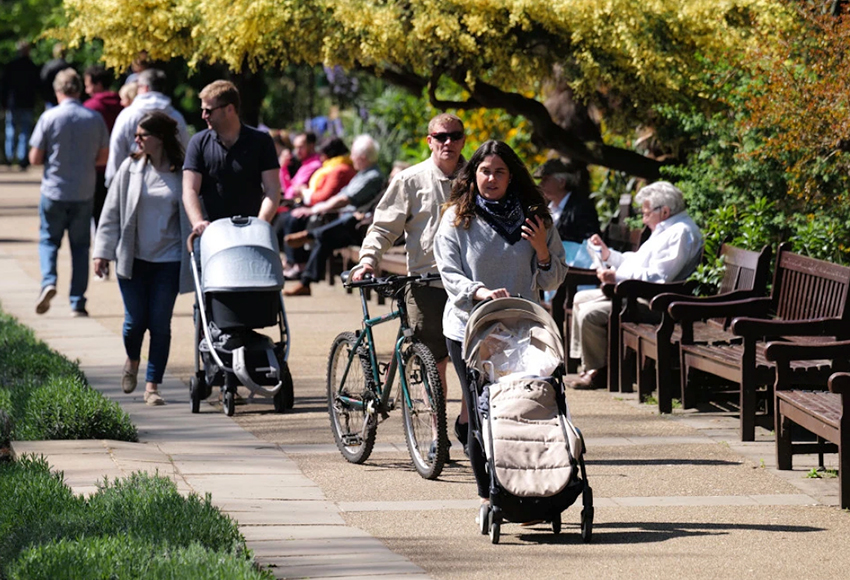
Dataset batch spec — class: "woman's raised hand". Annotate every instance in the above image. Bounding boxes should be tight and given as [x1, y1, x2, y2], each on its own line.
[521, 215, 549, 261]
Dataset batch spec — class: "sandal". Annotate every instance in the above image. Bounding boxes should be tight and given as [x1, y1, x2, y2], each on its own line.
[144, 390, 164, 406]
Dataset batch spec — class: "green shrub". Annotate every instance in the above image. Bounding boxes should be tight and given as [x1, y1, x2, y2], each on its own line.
[86, 472, 245, 554]
[0, 311, 136, 442]
[1, 459, 264, 578]
[0, 456, 87, 564]
[6, 537, 273, 580]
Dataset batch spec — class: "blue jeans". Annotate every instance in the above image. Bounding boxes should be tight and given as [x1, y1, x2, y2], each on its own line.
[4, 107, 34, 165]
[38, 196, 93, 311]
[118, 259, 181, 384]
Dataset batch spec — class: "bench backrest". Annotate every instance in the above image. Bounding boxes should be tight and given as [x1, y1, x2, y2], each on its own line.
[771, 242, 850, 322]
[718, 244, 772, 295]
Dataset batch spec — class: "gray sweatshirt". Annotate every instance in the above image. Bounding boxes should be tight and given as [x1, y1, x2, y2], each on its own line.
[434, 205, 568, 343]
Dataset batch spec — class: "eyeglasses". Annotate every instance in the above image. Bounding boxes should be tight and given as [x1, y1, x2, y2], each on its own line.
[134, 132, 151, 140]
[201, 104, 226, 116]
[429, 131, 464, 143]
[641, 206, 664, 217]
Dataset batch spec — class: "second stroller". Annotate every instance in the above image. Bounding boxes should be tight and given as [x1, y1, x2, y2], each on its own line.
[188, 216, 294, 416]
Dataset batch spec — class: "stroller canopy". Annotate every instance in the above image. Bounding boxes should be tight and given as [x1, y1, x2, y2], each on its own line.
[200, 217, 285, 292]
[463, 297, 564, 375]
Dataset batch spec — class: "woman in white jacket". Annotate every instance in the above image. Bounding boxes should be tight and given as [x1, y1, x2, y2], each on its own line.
[93, 111, 191, 406]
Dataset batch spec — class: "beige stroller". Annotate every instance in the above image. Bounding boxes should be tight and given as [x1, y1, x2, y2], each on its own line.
[463, 297, 593, 544]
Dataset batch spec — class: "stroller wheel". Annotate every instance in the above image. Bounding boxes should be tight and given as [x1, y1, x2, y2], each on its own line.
[551, 513, 562, 535]
[478, 503, 489, 535]
[223, 390, 236, 417]
[274, 364, 294, 413]
[488, 510, 501, 544]
[581, 507, 594, 543]
[190, 376, 204, 414]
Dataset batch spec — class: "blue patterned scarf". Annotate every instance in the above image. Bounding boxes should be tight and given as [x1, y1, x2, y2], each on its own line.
[474, 193, 525, 244]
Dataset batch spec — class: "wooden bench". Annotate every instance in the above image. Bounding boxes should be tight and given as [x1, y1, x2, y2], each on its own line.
[618, 244, 772, 412]
[764, 340, 850, 509]
[669, 244, 850, 441]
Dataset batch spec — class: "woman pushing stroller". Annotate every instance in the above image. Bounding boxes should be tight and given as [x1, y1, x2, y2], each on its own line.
[434, 140, 568, 512]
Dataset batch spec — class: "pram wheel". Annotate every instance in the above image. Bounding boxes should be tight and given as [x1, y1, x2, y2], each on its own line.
[488, 510, 501, 544]
[401, 342, 447, 480]
[273, 363, 294, 413]
[190, 376, 205, 414]
[581, 507, 593, 543]
[223, 390, 235, 417]
[551, 513, 562, 535]
[478, 503, 489, 535]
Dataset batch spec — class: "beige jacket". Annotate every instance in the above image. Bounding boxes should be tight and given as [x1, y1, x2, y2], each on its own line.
[92, 156, 193, 294]
[358, 157, 455, 276]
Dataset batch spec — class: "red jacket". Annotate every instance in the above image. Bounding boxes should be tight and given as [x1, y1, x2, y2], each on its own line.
[84, 91, 123, 133]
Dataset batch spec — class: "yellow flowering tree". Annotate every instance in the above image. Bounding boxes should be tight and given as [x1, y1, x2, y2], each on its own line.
[58, 0, 791, 178]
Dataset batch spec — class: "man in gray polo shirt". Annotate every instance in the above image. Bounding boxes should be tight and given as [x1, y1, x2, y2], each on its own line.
[29, 68, 108, 316]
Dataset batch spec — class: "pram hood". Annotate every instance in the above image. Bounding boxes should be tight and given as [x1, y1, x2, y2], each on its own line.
[200, 217, 285, 292]
[463, 297, 564, 372]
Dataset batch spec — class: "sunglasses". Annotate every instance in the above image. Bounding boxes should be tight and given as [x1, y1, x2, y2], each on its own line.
[201, 104, 226, 116]
[429, 131, 464, 143]
[134, 132, 151, 140]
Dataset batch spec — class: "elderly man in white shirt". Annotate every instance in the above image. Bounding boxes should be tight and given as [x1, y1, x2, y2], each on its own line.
[569, 181, 702, 389]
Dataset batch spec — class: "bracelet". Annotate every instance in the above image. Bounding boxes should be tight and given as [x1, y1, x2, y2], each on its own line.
[537, 260, 551, 271]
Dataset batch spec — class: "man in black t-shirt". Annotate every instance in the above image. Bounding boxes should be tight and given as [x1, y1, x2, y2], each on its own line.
[182, 80, 280, 235]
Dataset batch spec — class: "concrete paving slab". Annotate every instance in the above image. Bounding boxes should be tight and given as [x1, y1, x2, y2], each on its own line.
[255, 553, 425, 578]
[222, 501, 346, 526]
[240, 525, 373, 541]
[248, 536, 395, 557]
[171, 457, 302, 475]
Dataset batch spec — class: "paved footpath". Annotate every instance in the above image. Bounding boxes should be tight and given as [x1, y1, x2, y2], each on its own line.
[2, 167, 849, 579]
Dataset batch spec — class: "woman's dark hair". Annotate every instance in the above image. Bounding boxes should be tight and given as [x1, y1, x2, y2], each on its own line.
[446, 140, 551, 229]
[318, 136, 349, 159]
[132, 111, 184, 170]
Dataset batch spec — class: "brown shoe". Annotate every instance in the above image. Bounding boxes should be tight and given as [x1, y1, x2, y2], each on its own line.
[568, 368, 607, 390]
[283, 282, 311, 296]
[284, 230, 312, 249]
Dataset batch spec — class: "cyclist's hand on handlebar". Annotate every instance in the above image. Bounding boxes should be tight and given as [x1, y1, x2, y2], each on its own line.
[192, 220, 211, 236]
[474, 287, 509, 301]
[350, 263, 374, 282]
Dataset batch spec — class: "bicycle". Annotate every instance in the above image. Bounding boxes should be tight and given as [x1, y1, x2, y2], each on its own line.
[326, 272, 449, 479]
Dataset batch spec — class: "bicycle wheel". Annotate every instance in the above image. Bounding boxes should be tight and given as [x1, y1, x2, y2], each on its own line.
[327, 332, 378, 464]
[401, 341, 448, 479]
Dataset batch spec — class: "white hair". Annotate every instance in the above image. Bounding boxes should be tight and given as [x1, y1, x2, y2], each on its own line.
[350, 134, 379, 164]
[635, 181, 686, 215]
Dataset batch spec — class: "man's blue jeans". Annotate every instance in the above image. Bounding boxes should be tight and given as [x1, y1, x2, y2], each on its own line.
[118, 259, 181, 384]
[5, 107, 34, 164]
[38, 196, 93, 312]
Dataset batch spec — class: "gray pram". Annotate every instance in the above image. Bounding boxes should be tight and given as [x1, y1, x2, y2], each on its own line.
[189, 216, 294, 416]
[464, 297, 593, 544]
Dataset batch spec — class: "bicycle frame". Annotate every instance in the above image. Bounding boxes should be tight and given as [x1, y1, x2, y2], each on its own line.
[335, 284, 416, 414]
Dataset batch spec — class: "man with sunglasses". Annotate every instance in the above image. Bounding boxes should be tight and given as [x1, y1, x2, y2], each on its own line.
[182, 80, 280, 235]
[351, 113, 469, 455]
[104, 69, 189, 187]
[569, 181, 702, 390]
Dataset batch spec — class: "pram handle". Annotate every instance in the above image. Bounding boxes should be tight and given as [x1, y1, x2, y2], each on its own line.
[187, 230, 200, 254]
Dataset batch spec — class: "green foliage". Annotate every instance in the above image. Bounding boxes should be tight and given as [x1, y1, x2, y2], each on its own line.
[0, 460, 266, 578]
[805, 467, 838, 479]
[86, 472, 244, 554]
[7, 538, 272, 580]
[0, 311, 137, 442]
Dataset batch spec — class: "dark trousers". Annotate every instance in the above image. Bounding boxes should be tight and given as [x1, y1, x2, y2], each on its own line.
[275, 212, 310, 264]
[447, 338, 489, 499]
[92, 170, 108, 227]
[301, 214, 360, 285]
[118, 259, 181, 384]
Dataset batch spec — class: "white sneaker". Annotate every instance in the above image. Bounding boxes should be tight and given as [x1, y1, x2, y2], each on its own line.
[35, 285, 56, 314]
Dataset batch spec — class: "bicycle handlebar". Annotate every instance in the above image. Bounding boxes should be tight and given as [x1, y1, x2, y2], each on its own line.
[341, 271, 441, 290]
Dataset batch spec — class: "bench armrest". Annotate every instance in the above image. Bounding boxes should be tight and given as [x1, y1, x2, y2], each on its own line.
[732, 317, 847, 339]
[829, 372, 850, 396]
[612, 278, 696, 301]
[668, 296, 771, 323]
[564, 267, 599, 286]
[650, 288, 761, 313]
[764, 339, 850, 363]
